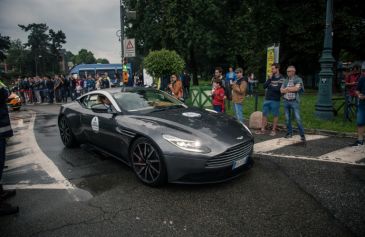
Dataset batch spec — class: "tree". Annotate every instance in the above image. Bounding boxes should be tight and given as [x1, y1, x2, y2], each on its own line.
[73, 49, 96, 64]
[18, 23, 68, 75]
[143, 49, 185, 81]
[49, 29, 66, 73]
[126, 0, 365, 87]
[5, 39, 29, 74]
[96, 58, 110, 64]
[0, 34, 11, 61]
[18, 23, 49, 57]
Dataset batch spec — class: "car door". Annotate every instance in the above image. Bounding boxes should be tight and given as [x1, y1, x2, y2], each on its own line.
[79, 94, 99, 144]
[86, 93, 123, 156]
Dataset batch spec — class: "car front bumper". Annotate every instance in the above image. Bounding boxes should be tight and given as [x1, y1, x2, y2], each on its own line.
[164, 154, 253, 184]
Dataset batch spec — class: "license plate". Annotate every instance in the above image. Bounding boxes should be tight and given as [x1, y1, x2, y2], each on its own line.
[232, 156, 248, 170]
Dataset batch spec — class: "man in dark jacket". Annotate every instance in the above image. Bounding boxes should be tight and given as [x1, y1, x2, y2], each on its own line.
[257, 63, 284, 136]
[0, 79, 19, 216]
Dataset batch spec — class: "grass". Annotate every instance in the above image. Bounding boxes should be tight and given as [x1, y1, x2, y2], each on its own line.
[185, 86, 357, 133]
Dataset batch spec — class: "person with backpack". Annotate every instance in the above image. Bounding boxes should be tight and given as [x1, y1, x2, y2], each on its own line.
[280, 65, 306, 142]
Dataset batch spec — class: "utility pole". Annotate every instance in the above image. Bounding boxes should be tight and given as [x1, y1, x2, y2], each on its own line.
[315, 0, 335, 120]
[120, 0, 125, 64]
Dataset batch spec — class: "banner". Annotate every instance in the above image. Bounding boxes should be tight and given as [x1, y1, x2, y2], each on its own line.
[266, 46, 275, 79]
[266, 45, 280, 79]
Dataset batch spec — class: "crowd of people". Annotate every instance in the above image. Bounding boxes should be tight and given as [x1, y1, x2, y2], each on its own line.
[210, 62, 365, 146]
[210, 64, 306, 142]
[10, 72, 144, 105]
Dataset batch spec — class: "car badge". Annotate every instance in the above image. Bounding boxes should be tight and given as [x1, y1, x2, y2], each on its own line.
[91, 116, 99, 133]
[236, 136, 244, 140]
[182, 112, 201, 118]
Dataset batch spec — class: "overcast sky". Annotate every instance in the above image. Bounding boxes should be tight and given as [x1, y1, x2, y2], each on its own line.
[0, 0, 123, 63]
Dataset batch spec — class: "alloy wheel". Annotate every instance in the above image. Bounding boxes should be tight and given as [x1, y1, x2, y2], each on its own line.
[131, 142, 162, 184]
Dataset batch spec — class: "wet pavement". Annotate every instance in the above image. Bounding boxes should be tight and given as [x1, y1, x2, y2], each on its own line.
[0, 104, 364, 237]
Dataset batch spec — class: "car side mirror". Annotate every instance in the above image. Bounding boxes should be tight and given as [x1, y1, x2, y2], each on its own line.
[91, 104, 109, 113]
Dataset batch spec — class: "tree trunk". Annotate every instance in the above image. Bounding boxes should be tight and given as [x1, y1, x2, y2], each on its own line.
[189, 46, 198, 86]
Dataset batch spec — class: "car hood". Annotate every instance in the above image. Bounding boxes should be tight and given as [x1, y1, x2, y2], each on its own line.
[131, 107, 253, 145]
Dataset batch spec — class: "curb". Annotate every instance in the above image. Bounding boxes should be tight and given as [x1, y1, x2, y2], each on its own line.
[251, 122, 357, 139]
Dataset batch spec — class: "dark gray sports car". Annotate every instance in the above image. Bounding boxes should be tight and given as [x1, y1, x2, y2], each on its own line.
[58, 87, 254, 186]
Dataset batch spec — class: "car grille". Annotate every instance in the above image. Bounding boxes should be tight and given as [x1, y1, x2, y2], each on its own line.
[205, 140, 253, 168]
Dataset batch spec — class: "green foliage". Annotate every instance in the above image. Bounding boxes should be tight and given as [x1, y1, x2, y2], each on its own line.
[126, 0, 365, 85]
[0, 34, 11, 61]
[96, 58, 110, 64]
[5, 39, 28, 74]
[73, 49, 96, 65]
[143, 49, 185, 79]
[17, 23, 67, 74]
[185, 90, 355, 133]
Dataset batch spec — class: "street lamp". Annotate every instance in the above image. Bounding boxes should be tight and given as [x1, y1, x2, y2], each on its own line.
[119, 1, 136, 63]
[315, 0, 335, 120]
[120, 0, 125, 64]
[35, 55, 42, 76]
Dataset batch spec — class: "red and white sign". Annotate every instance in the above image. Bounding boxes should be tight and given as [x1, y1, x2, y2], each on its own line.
[123, 38, 135, 57]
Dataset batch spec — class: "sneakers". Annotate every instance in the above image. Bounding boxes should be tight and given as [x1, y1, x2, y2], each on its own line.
[284, 133, 292, 138]
[255, 130, 265, 135]
[269, 130, 276, 136]
[300, 135, 306, 142]
[350, 140, 364, 146]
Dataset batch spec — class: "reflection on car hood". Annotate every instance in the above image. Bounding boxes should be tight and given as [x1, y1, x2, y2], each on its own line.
[132, 107, 252, 144]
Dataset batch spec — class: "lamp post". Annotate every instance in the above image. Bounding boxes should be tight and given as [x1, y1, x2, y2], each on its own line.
[120, 0, 125, 64]
[315, 0, 335, 120]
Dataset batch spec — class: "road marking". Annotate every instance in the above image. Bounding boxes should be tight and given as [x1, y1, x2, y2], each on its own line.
[254, 135, 365, 166]
[318, 146, 365, 164]
[5, 111, 91, 201]
[254, 135, 327, 153]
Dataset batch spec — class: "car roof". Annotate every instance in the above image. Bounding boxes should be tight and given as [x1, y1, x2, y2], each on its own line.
[101, 86, 158, 94]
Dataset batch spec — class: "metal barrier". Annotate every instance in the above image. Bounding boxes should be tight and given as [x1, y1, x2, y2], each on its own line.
[190, 86, 212, 108]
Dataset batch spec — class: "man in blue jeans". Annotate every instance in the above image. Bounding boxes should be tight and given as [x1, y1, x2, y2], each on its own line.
[257, 63, 284, 136]
[280, 66, 306, 142]
[231, 68, 247, 123]
[351, 62, 365, 146]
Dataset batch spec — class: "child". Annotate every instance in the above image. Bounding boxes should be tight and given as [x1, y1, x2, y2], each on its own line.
[212, 80, 226, 112]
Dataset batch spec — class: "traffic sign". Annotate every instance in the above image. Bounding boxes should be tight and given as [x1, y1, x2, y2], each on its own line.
[123, 38, 135, 57]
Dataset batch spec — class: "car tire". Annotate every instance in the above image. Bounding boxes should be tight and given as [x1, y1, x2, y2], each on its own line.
[59, 116, 79, 148]
[130, 137, 167, 187]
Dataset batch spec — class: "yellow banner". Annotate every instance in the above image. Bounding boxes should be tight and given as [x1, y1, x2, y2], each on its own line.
[266, 46, 275, 79]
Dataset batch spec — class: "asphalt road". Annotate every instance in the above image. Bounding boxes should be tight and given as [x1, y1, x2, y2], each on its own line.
[1, 104, 364, 237]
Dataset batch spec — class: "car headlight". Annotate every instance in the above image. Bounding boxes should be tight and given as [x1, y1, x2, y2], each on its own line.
[162, 134, 207, 153]
[240, 122, 252, 136]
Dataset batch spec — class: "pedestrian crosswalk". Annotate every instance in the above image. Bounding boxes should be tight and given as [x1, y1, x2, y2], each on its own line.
[253, 134, 365, 166]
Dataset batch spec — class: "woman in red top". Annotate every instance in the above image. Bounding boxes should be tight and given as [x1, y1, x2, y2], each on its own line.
[212, 80, 225, 112]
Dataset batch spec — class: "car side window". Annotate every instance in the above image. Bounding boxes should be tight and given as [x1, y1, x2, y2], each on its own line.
[86, 94, 99, 109]
[78, 95, 89, 108]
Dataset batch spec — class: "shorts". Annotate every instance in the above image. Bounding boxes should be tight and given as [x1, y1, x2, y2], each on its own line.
[262, 100, 280, 117]
[357, 103, 365, 126]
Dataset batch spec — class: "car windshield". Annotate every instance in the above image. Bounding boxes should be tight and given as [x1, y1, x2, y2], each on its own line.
[113, 89, 186, 114]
